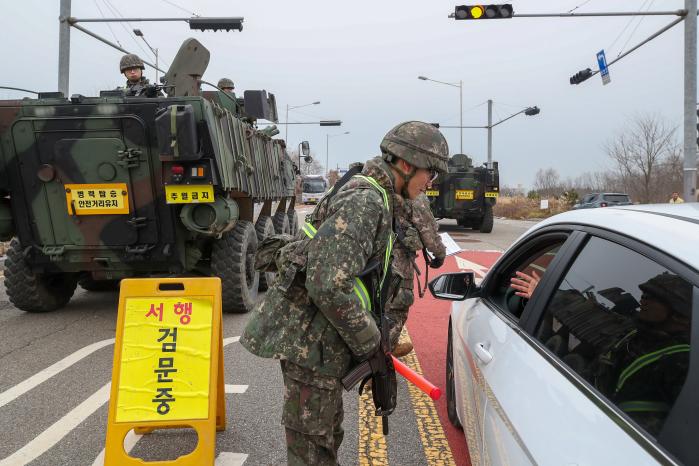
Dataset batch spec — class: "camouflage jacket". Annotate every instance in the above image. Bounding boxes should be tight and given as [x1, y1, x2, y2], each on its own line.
[392, 193, 445, 282]
[241, 157, 395, 378]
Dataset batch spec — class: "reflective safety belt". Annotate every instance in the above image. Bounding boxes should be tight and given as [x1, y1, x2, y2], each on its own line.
[615, 343, 690, 394]
[301, 175, 394, 312]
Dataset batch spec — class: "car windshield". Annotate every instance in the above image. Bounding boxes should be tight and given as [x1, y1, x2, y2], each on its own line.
[303, 181, 326, 193]
[603, 194, 630, 203]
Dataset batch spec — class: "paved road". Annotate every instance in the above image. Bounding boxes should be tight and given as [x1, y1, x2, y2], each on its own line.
[0, 213, 534, 465]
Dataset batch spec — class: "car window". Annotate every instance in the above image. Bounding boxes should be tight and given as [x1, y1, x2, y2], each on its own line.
[603, 194, 630, 203]
[582, 195, 594, 203]
[534, 236, 693, 444]
[488, 237, 566, 320]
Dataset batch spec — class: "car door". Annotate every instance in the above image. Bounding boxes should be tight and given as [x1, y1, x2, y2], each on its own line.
[480, 228, 698, 465]
[453, 230, 573, 465]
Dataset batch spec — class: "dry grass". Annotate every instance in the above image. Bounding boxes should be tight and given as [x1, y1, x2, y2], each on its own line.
[494, 196, 572, 220]
[0, 241, 7, 256]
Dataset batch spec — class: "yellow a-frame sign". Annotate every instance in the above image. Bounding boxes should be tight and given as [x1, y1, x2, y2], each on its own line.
[104, 277, 225, 465]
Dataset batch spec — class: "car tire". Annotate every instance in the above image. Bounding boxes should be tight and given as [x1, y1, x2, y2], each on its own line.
[4, 238, 78, 312]
[273, 211, 290, 235]
[447, 321, 463, 429]
[255, 216, 276, 292]
[79, 277, 120, 292]
[211, 221, 259, 313]
[479, 205, 494, 233]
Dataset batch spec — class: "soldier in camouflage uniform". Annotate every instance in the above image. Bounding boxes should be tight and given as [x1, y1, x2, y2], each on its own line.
[241, 121, 449, 465]
[119, 54, 160, 97]
[387, 192, 446, 357]
[217, 77, 235, 93]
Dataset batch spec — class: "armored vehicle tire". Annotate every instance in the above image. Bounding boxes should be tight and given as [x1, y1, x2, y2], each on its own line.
[479, 205, 494, 233]
[4, 238, 78, 312]
[273, 212, 291, 235]
[212, 221, 259, 313]
[79, 277, 120, 292]
[288, 211, 299, 236]
[255, 216, 276, 292]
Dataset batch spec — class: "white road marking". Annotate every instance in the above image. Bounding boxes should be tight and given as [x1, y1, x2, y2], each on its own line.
[0, 338, 115, 409]
[0, 336, 247, 466]
[0, 383, 113, 466]
[454, 256, 489, 276]
[215, 452, 249, 465]
[225, 384, 248, 394]
[90, 429, 142, 466]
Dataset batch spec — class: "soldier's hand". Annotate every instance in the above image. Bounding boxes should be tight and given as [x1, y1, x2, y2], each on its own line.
[429, 255, 445, 269]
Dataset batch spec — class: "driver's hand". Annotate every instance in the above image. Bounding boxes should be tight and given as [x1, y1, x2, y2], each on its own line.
[510, 270, 541, 300]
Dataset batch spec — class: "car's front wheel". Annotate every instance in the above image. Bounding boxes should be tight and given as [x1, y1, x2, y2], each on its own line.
[447, 320, 463, 429]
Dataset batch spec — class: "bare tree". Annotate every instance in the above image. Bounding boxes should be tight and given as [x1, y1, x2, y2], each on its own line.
[604, 114, 680, 203]
[289, 150, 325, 176]
[533, 167, 562, 198]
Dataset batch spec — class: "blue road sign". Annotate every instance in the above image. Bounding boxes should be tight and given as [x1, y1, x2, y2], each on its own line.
[597, 49, 611, 85]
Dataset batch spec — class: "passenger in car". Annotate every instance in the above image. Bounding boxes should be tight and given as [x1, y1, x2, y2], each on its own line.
[509, 269, 540, 300]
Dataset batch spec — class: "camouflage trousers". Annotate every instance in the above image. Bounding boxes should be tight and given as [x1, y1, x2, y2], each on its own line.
[386, 281, 414, 350]
[281, 360, 344, 465]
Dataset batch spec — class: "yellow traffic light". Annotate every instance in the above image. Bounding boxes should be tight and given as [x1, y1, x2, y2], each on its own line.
[470, 5, 484, 18]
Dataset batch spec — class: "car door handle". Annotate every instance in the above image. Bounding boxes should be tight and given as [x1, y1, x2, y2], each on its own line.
[474, 342, 493, 365]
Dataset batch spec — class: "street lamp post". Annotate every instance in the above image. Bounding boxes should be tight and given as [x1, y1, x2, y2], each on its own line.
[418, 75, 463, 153]
[439, 103, 540, 167]
[133, 29, 159, 82]
[326, 132, 350, 176]
[285, 101, 320, 143]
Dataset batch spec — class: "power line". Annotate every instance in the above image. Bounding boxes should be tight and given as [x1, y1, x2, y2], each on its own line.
[607, 0, 652, 56]
[93, 0, 122, 47]
[101, 0, 150, 59]
[160, 0, 199, 17]
[567, 0, 594, 14]
[617, 0, 656, 58]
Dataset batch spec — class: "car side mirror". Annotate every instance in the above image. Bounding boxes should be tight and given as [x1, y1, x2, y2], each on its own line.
[429, 272, 476, 301]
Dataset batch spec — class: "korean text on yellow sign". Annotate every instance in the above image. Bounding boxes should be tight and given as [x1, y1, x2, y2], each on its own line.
[116, 297, 213, 422]
[64, 183, 129, 215]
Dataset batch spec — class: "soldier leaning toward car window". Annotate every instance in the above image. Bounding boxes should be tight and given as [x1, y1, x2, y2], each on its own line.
[240, 121, 449, 465]
[119, 53, 161, 97]
[387, 192, 446, 358]
[669, 191, 684, 204]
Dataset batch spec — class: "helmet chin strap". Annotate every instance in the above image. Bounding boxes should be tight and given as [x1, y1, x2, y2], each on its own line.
[396, 161, 416, 199]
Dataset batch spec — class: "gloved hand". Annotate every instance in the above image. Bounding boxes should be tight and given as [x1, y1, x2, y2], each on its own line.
[429, 254, 445, 269]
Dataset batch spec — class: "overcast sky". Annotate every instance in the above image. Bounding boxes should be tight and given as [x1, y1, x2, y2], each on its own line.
[3, 0, 692, 188]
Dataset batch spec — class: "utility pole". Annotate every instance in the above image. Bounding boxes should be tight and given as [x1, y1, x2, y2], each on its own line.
[487, 99, 493, 168]
[58, 0, 71, 96]
[684, 0, 697, 202]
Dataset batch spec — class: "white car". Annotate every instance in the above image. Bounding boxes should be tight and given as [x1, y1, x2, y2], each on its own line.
[430, 204, 699, 465]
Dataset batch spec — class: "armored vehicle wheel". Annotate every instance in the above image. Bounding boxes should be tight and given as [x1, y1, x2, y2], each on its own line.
[212, 221, 259, 313]
[78, 277, 120, 292]
[288, 211, 299, 236]
[273, 212, 290, 235]
[255, 216, 276, 292]
[4, 238, 78, 312]
[479, 205, 494, 233]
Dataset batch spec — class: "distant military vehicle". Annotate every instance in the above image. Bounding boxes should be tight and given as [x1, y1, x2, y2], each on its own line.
[0, 38, 298, 313]
[426, 153, 499, 233]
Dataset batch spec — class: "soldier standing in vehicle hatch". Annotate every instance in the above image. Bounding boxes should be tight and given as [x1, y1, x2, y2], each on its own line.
[119, 53, 160, 97]
[241, 121, 449, 465]
[387, 192, 446, 357]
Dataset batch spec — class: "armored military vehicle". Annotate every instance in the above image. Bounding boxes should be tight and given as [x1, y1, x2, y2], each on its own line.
[426, 153, 499, 233]
[0, 38, 298, 313]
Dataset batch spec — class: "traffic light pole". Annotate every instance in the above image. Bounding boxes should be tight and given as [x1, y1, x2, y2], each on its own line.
[487, 99, 493, 168]
[684, 0, 697, 202]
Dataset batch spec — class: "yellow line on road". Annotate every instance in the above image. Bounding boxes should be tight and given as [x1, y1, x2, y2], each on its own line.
[357, 328, 456, 465]
[402, 329, 456, 466]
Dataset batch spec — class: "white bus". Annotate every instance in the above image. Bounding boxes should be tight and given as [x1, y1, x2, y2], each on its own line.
[301, 175, 328, 204]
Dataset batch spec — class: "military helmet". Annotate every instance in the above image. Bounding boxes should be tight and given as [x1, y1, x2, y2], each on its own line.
[380, 121, 449, 173]
[639, 272, 692, 317]
[119, 54, 145, 72]
[217, 78, 235, 89]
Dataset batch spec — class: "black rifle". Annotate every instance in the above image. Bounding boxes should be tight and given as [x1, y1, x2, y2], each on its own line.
[342, 259, 398, 435]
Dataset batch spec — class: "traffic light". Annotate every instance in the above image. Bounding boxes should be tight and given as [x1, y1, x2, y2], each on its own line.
[188, 17, 244, 32]
[569, 68, 593, 85]
[454, 4, 514, 20]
